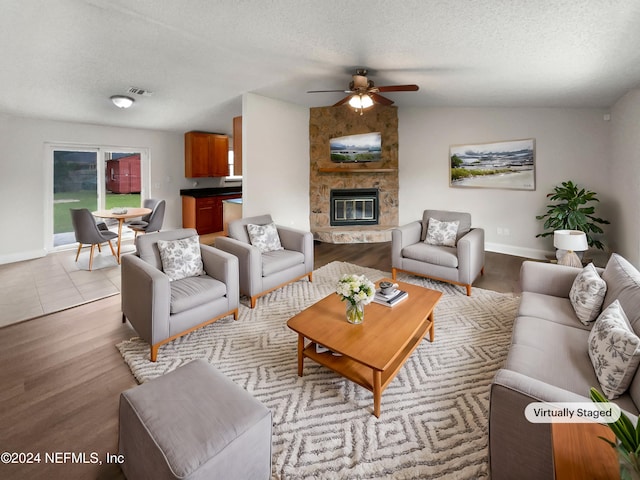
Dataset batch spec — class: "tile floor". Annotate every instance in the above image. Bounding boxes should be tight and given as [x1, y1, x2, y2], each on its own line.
[0, 241, 135, 328]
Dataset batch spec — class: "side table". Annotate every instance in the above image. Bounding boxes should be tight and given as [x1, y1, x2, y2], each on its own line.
[552, 422, 618, 479]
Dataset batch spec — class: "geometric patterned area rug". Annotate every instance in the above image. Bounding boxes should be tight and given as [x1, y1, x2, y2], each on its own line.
[116, 261, 519, 479]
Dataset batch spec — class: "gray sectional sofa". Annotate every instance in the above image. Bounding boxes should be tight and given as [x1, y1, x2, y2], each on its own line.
[489, 253, 640, 480]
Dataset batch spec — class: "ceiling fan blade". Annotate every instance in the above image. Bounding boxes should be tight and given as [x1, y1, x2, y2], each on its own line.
[371, 93, 394, 106]
[376, 84, 420, 92]
[307, 89, 351, 93]
[333, 96, 351, 107]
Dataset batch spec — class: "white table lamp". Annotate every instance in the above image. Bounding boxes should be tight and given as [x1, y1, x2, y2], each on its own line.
[553, 230, 588, 267]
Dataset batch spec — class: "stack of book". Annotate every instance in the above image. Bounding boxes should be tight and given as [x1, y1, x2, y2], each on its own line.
[373, 288, 408, 307]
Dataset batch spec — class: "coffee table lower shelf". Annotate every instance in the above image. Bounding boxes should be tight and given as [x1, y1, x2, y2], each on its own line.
[297, 321, 431, 417]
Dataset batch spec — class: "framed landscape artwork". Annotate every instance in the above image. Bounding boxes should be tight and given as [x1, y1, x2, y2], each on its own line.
[450, 138, 536, 190]
[330, 132, 382, 163]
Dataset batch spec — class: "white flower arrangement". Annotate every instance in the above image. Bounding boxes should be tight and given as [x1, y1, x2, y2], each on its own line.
[335, 273, 376, 306]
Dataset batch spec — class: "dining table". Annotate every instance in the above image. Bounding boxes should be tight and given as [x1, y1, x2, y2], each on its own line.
[92, 207, 152, 263]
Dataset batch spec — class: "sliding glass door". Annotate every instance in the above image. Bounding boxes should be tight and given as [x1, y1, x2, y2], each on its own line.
[48, 145, 148, 250]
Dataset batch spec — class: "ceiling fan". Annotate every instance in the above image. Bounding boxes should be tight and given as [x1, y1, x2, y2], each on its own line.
[307, 69, 419, 113]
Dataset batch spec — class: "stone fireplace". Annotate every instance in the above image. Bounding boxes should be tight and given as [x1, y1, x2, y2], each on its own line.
[309, 105, 398, 243]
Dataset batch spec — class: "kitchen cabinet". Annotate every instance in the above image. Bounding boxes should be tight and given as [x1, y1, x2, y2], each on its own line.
[182, 193, 241, 235]
[232, 116, 242, 176]
[184, 131, 229, 177]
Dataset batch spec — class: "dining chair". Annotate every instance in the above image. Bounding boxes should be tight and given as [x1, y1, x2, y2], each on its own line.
[70, 208, 119, 271]
[127, 199, 165, 239]
[125, 198, 160, 229]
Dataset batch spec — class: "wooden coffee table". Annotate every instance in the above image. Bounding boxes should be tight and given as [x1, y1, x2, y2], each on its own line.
[287, 278, 442, 417]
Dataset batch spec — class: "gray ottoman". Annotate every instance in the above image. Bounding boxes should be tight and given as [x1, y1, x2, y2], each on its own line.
[119, 359, 272, 480]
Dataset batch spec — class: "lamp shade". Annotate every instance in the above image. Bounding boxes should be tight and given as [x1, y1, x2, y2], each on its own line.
[348, 94, 374, 110]
[553, 230, 588, 251]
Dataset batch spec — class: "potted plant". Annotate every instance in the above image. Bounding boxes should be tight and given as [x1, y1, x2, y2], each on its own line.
[536, 180, 609, 250]
[590, 387, 640, 479]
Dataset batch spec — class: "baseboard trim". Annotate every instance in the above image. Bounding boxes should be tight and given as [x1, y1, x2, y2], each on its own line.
[485, 242, 552, 260]
[0, 249, 47, 265]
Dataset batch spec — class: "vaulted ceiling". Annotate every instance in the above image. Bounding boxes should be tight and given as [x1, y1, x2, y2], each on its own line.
[2, 0, 640, 133]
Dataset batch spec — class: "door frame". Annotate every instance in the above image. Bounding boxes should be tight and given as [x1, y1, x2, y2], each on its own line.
[44, 143, 151, 252]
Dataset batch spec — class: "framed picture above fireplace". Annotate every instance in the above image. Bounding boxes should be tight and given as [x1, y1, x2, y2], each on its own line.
[330, 132, 381, 163]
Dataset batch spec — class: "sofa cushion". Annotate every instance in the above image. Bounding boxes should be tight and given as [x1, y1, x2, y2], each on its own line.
[401, 243, 459, 268]
[504, 338, 639, 415]
[227, 214, 273, 245]
[137, 228, 200, 271]
[170, 275, 227, 314]
[421, 210, 471, 242]
[569, 263, 607, 325]
[602, 253, 640, 335]
[425, 217, 459, 247]
[246, 222, 283, 253]
[157, 235, 204, 282]
[506, 317, 596, 395]
[517, 292, 590, 330]
[588, 300, 640, 399]
[261, 249, 304, 277]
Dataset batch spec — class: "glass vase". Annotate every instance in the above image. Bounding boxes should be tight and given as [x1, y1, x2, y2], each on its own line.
[346, 301, 365, 324]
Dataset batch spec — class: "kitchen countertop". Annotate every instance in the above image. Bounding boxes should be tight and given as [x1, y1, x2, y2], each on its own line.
[180, 187, 242, 197]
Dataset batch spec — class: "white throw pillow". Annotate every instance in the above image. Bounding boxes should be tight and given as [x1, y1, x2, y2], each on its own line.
[425, 217, 459, 247]
[246, 222, 283, 253]
[569, 263, 607, 325]
[156, 235, 204, 281]
[588, 300, 640, 399]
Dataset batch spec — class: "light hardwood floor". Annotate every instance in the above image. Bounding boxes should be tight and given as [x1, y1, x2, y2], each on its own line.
[0, 242, 525, 480]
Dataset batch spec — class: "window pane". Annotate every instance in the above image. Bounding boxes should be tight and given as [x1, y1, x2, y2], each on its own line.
[53, 150, 98, 245]
[104, 152, 141, 211]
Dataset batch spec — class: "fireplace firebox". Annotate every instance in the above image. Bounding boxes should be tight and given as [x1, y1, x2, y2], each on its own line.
[330, 188, 379, 226]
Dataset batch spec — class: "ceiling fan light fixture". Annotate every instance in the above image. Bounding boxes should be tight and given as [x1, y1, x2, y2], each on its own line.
[348, 93, 374, 113]
[361, 94, 374, 108]
[110, 95, 135, 109]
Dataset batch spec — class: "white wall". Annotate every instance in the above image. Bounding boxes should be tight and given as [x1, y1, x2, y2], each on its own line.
[609, 89, 640, 265]
[398, 107, 611, 259]
[0, 113, 189, 263]
[1, 101, 630, 265]
[242, 93, 310, 229]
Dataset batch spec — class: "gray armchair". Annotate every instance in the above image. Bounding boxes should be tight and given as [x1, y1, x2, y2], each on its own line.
[392, 209, 485, 296]
[215, 214, 313, 308]
[121, 228, 239, 362]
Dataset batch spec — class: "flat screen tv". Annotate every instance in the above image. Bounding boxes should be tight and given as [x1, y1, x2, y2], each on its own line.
[329, 132, 381, 163]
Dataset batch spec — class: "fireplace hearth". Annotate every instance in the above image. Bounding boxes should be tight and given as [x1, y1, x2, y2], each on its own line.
[330, 188, 379, 226]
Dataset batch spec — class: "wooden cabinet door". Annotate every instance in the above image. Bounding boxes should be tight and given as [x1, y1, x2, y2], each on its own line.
[233, 116, 242, 176]
[185, 132, 211, 178]
[195, 197, 216, 234]
[185, 132, 229, 178]
[210, 134, 229, 177]
[211, 197, 224, 233]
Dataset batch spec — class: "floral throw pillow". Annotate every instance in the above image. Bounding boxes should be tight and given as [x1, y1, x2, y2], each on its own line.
[425, 217, 460, 247]
[569, 263, 607, 325]
[588, 300, 640, 399]
[156, 235, 204, 282]
[246, 222, 283, 253]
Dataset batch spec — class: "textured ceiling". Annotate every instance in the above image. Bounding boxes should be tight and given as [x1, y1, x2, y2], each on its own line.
[1, 0, 640, 133]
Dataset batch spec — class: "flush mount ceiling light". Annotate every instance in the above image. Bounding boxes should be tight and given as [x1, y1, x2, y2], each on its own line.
[110, 95, 135, 109]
